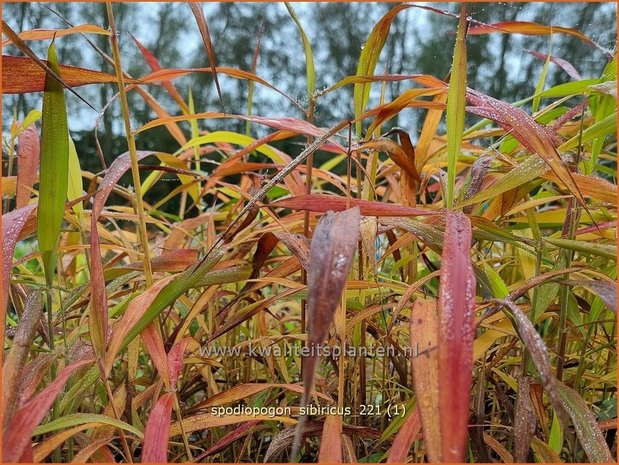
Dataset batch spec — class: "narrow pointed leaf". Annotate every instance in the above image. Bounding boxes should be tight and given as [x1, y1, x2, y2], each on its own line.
[318, 415, 342, 463]
[2, 290, 42, 429]
[438, 211, 476, 462]
[2, 24, 110, 46]
[500, 300, 570, 430]
[285, 3, 315, 99]
[292, 207, 361, 458]
[2, 359, 93, 463]
[557, 384, 614, 463]
[271, 194, 437, 217]
[468, 21, 602, 50]
[353, 4, 413, 134]
[2, 205, 36, 314]
[2, 55, 133, 94]
[37, 41, 69, 287]
[141, 392, 174, 463]
[445, 5, 468, 209]
[387, 408, 423, 463]
[16, 124, 40, 209]
[410, 298, 441, 462]
[189, 2, 224, 110]
[513, 376, 537, 462]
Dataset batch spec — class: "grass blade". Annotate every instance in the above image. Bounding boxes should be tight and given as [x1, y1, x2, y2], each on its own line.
[468, 21, 606, 53]
[271, 194, 437, 217]
[445, 5, 468, 210]
[353, 4, 412, 135]
[500, 300, 570, 431]
[188, 2, 224, 111]
[467, 89, 587, 208]
[37, 40, 69, 288]
[16, 123, 40, 209]
[438, 211, 476, 462]
[2, 205, 36, 314]
[291, 207, 361, 460]
[2, 55, 130, 94]
[513, 376, 537, 462]
[557, 384, 614, 462]
[2, 359, 93, 463]
[386, 408, 423, 463]
[2, 289, 42, 429]
[410, 298, 441, 462]
[318, 415, 342, 463]
[141, 392, 175, 463]
[285, 3, 315, 101]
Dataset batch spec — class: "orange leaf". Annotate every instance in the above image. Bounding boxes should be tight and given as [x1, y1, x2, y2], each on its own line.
[410, 298, 441, 462]
[387, 408, 423, 463]
[318, 415, 343, 463]
[2, 24, 110, 47]
[2, 55, 136, 94]
[468, 21, 599, 49]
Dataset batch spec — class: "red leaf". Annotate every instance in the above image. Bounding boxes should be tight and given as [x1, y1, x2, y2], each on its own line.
[167, 338, 191, 391]
[466, 89, 586, 208]
[141, 323, 170, 386]
[271, 194, 437, 217]
[89, 151, 156, 359]
[437, 211, 476, 462]
[197, 420, 259, 458]
[2, 55, 136, 94]
[524, 49, 581, 80]
[387, 407, 423, 463]
[2, 205, 37, 314]
[2, 359, 93, 462]
[131, 34, 189, 113]
[141, 392, 174, 463]
[16, 124, 40, 209]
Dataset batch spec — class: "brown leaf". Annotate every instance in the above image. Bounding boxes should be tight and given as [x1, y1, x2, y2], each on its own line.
[292, 207, 361, 459]
[500, 300, 570, 431]
[2, 289, 42, 429]
[513, 376, 537, 462]
[274, 231, 311, 271]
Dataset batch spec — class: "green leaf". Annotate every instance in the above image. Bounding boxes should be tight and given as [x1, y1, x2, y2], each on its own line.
[34, 413, 144, 438]
[544, 237, 617, 260]
[285, 3, 315, 101]
[37, 40, 69, 286]
[558, 112, 617, 152]
[119, 249, 224, 353]
[67, 136, 83, 220]
[353, 4, 412, 135]
[445, 6, 468, 209]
